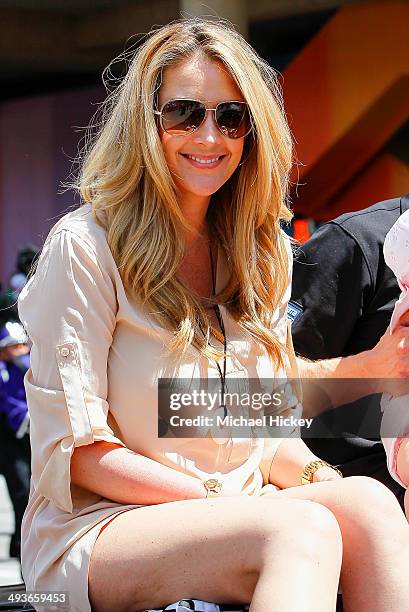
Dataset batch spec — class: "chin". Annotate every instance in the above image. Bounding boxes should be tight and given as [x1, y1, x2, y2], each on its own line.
[184, 177, 230, 196]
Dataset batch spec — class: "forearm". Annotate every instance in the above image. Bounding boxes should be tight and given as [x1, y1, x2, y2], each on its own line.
[296, 352, 372, 379]
[268, 438, 343, 489]
[295, 313, 409, 390]
[71, 441, 205, 505]
[295, 354, 380, 415]
[268, 438, 318, 489]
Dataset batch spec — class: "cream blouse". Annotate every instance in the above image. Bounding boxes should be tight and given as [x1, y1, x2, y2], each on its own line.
[18, 205, 293, 608]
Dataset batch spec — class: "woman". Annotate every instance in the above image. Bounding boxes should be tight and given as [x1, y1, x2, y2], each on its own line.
[19, 18, 409, 612]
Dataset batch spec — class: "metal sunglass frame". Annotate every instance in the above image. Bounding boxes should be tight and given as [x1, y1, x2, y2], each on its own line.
[153, 98, 253, 139]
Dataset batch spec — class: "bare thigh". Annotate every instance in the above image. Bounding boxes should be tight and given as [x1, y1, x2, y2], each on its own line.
[88, 495, 340, 612]
[276, 475, 407, 530]
[276, 476, 409, 611]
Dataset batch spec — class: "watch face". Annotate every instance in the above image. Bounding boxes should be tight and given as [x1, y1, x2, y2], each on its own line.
[204, 478, 222, 494]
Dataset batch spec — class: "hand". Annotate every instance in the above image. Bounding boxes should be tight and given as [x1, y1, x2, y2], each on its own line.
[362, 311, 409, 385]
[312, 466, 343, 483]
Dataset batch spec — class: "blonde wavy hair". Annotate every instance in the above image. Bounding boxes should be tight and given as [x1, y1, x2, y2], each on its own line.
[77, 18, 293, 367]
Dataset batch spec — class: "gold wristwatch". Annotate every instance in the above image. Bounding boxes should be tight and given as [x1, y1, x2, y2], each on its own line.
[301, 460, 343, 485]
[203, 478, 222, 498]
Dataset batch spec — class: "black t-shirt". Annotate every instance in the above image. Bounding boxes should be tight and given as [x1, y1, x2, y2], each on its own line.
[291, 194, 409, 465]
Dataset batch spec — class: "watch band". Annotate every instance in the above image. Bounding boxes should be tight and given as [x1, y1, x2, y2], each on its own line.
[301, 460, 343, 485]
[203, 478, 222, 497]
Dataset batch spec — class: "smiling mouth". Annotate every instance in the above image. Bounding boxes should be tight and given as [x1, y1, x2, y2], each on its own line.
[181, 154, 225, 166]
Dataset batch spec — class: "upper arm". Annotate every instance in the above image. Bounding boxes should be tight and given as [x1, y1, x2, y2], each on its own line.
[18, 228, 126, 513]
[290, 223, 371, 359]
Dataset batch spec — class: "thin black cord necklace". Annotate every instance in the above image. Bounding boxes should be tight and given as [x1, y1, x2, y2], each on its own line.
[209, 245, 228, 419]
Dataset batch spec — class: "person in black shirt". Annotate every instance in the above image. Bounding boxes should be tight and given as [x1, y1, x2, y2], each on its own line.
[291, 194, 409, 507]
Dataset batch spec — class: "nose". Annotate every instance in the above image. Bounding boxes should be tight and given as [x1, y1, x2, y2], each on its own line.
[192, 110, 222, 145]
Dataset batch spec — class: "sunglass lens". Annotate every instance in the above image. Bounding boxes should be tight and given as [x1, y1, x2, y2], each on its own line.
[216, 102, 249, 138]
[161, 100, 205, 134]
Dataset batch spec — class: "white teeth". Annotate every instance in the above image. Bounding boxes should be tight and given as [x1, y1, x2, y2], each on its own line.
[185, 154, 222, 164]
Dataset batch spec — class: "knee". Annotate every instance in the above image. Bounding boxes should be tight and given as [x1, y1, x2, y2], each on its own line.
[340, 476, 402, 519]
[260, 498, 342, 557]
[289, 499, 342, 544]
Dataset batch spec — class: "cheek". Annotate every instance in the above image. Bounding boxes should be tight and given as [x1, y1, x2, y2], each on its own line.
[228, 140, 245, 170]
[160, 132, 176, 166]
[160, 133, 192, 174]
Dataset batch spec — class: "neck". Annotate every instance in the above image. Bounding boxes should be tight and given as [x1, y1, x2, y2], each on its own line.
[179, 192, 211, 247]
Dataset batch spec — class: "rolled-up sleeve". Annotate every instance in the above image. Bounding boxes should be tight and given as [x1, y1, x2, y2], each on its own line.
[18, 228, 126, 513]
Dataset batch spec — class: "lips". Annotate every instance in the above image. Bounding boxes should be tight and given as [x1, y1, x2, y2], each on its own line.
[181, 153, 226, 168]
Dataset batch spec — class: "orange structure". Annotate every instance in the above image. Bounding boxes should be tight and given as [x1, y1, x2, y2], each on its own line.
[283, 1, 409, 220]
[329, 152, 409, 219]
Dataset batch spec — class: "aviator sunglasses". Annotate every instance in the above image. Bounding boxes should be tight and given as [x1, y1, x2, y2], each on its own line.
[154, 99, 253, 139]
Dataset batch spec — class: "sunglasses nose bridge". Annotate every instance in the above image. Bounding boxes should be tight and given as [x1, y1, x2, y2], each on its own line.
[193, 107, 223, 140]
